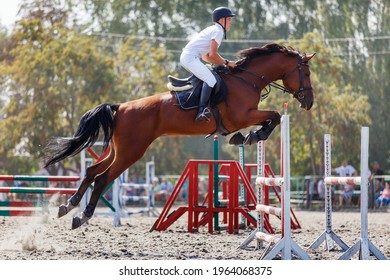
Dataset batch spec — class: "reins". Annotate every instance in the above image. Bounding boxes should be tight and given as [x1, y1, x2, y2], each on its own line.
[232, 55, 312, 102]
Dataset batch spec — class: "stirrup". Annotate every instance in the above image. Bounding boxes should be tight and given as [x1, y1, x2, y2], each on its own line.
[195, 108, 211, 123]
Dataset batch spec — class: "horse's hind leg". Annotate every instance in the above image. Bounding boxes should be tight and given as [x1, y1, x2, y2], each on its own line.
[71, 143, 149, 229]
[58, 147, 115, 218]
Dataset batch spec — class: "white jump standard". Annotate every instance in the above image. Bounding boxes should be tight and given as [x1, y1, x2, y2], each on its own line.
[338, 127, 386, 260]
[239, 108, 310, 260]
[238, 140, 267, 250]
[310, 127, 387, 260]
[308, 134, 349, 252]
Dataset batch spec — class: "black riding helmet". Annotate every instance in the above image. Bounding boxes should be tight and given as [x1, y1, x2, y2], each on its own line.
[212, 7, 235, 22]
[212, 7, 235, 39]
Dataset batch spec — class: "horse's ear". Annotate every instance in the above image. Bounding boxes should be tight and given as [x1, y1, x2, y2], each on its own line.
[303, 53, 316, 63]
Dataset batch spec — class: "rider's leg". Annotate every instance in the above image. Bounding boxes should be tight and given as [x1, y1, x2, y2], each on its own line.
[195, 82, 213, 122]
[180, 54, 216, 122]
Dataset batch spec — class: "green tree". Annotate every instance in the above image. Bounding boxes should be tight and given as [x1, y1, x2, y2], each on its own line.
[0, 1, 118, 174]
[111, 36, 189, 177]
[1, 0, 388, 177]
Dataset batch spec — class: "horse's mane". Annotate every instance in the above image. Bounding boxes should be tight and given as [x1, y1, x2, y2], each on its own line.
[234, 43, 305, 70]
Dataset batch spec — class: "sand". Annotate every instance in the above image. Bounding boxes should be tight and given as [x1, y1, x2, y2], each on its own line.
[1, 204, 389, 261]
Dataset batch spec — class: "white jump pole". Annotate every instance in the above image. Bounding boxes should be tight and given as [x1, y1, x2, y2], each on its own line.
[338, 127, 387, 260]
[112, 179, 121, 226]
[80, 149, 88, 211]
[238, 144, 246, 227]
[146, 160, 159, 217]
[257, 140, 266, 250]
[308, 134, 349, 251]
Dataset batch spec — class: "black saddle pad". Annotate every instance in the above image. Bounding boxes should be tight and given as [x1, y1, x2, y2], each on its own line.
[172, 72, 227, 111]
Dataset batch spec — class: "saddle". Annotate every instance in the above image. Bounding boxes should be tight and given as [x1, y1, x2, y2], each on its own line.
[167, 65, 230, 136]
[167, 65, 228, 111]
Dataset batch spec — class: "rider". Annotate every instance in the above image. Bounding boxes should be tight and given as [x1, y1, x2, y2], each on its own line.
[180, 7, 237, 123]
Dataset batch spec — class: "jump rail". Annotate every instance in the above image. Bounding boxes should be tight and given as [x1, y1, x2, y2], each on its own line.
[0, 176, 79, 217]
[0, 175, 80, 182]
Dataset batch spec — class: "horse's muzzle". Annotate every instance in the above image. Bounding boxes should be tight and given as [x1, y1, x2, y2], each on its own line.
[303, 99, 313, 110]
[299, 92, 313, 110]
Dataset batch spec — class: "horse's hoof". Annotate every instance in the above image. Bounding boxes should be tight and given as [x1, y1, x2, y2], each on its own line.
[72, 216, 82, 230]
[58, 205, 68, 218]
[257, 130, 269, 141]
[244, 131, 259, 145]
[229, 132, 245, 145]
[71, 212, 92, 230]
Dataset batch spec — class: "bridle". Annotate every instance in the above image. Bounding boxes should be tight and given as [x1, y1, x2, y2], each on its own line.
[234, 55, 312, 102]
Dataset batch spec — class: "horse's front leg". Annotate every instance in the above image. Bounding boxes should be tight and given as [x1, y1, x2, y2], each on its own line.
[229, 110, 281, 145]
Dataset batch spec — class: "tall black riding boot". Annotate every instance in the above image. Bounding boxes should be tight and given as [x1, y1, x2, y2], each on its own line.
[195, 83, 213, 122]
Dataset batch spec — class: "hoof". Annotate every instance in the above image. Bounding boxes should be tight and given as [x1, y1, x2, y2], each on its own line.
[257, 130, 270, 141]
[71, 212, 91, 230]
[244, 131, 259, 145]
[229, 132, 245, 145]
[72, 216, 82, 229]
[58, 205, 68, 218]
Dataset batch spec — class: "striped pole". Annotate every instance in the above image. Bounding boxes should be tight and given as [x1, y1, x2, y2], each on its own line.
[238, 139, 266, 250]
[0, 201, 48, 207]
[238, 144, 246, 228]
[324, 177, 361, 185]
[0, 176, 78, 217]
[0, 175, 79, 182]
[256, 231, 280, 244]
[255, 204, 282, 217]
[0, 209, 42, 217]
[0, 187, 77, 195]
[256, 177, 284, 186]
[257, 140, 265, 250]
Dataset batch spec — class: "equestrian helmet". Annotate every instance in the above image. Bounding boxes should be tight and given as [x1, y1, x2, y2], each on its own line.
[212, 7, 235, 22]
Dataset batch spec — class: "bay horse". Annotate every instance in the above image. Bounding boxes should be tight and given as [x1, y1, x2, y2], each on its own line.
[44, 43, 315, 229]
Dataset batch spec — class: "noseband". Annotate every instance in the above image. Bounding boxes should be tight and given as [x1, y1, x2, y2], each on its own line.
[235, 55, 312, 102]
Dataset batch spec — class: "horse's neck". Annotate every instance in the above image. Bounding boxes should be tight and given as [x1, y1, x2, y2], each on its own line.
[246, 55, 286, 84]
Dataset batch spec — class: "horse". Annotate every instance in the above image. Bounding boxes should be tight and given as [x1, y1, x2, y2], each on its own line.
[43, 43, 315, 229]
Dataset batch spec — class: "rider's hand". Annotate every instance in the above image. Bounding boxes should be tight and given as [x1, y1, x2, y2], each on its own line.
[227, 61, 237, 68]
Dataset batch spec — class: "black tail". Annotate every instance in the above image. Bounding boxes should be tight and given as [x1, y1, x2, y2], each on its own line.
[43, 103, 119, 167]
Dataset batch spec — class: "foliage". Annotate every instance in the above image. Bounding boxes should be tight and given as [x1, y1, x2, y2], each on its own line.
[114, 37, 174, 100]
[0, 0, 388, 177]
[0, 1, 117, 174]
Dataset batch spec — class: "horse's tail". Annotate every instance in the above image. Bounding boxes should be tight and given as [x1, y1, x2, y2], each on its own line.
[43, 103, 119, 167]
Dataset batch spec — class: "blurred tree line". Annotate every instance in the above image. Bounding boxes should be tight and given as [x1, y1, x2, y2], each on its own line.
[0, 0, 388, 178]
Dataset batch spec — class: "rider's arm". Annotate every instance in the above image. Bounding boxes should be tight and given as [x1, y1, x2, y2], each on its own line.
[202, 39, 236, 68]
